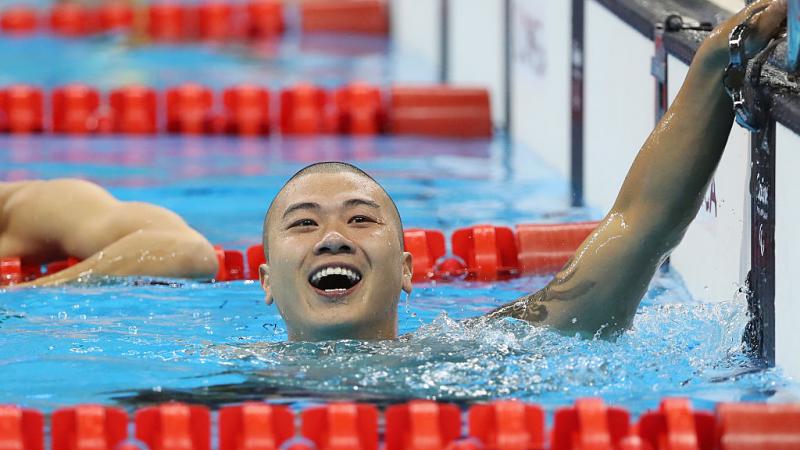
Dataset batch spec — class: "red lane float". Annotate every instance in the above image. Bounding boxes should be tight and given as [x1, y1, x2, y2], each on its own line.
[110, 86, 158, 134]
[0, 85, 44, 134]
[468, 400, 545, 450]
[223, 85, 271, 136]
[198, 3, 234, 41]
[0, 257, 23, 286]
[166, 84, 214, 134]
[246, 245, 266, 281]
[385, 401, 461, 450]
[301, 403, 379, 450]
[51, 405, 127, 450]
[516, 221, 598, 275]
[98, 2, 134, 33]
[300, 0, 389, 35]
[135, 403, 210, 450]
[49, 3, 97, 37]
[452, 225, 519, 281]
[44, 257, 81, 277]
[1, 2, 289, 40]
[403, 229, 446, 282]
[333, 83, 384, 135]
[638, 398, 716, 450]
[2, 220, 601, 285]
[4, 399, 800, 449]
[0, 405, 44, 450]
[0, 257, 82, 285]
[0, 83, 496, 137]
[717, 402, 800, 449]
[52, 85, 101, 134]
[245, 0, 284, 38]
[1, 6, 39, 35]
[219, 402, 294, 450]
[215, 247, 245, 282]
[148, 3, 189, 42]
[280, 84, 331, 135]
[551, 398, 631, 450]
[388, 86, 492, 138]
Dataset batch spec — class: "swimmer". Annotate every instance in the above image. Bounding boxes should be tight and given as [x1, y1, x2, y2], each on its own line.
[258, 0, 789, 340]
[1, 0, 787, 341]
[0, 179, 217, 286]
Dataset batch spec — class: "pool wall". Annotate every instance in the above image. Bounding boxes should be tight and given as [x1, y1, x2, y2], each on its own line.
[391, 0, 800, 380]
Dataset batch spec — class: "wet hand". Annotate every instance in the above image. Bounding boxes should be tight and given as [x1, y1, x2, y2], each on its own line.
[707, 0, 787, 59]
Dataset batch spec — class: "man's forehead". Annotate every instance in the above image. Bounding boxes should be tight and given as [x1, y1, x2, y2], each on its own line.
[282, 171, 381, 197]
[271, 172, 389, 215]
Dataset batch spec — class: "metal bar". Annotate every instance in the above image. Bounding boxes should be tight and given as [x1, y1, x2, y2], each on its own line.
[745, 120, 777, 365]
[651, 24, 669, 125]
[570, 0, 585, 207]
[789, 0, 799, 72]
[504, 0, 513, 135]
[440, 0, 450, 83]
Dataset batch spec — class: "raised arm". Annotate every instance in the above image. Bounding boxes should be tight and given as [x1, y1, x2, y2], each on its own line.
[490, 0, 788, 336]
[1, 179, 217, 286]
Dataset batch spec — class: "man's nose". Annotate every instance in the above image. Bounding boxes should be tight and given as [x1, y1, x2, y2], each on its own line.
[313, 231, 355, 255]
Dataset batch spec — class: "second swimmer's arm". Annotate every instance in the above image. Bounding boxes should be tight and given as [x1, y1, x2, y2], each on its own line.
[20, 229, 218, 287]
[490, 0, 787, 336]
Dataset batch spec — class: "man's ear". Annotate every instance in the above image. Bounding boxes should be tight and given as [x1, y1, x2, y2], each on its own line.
[258, 263, 273, 305]
[401, 251, 413, 295]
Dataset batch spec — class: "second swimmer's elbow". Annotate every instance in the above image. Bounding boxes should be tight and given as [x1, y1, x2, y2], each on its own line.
[174, 236, 218, 278]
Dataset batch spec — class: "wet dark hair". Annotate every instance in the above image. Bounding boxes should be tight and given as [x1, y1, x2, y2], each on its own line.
[262, 162, 404, 258]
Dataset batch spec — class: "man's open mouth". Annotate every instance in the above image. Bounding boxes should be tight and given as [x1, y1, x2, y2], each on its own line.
[308, 265, 363, 297]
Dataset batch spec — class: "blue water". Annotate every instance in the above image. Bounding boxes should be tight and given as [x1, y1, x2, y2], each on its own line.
[0, 21, 797, 416]
[0, 134, 794, 415]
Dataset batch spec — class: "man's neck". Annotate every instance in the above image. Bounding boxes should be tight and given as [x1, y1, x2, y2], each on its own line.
[288, 321, 398, 342]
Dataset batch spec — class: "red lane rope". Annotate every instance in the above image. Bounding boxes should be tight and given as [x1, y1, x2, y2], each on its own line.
[1, 1, 284, 40]
[0, 83, 492, 138]
[0, 0, 389, 40]
[1, 222, 598, 285]
[1, 399, 798, 450]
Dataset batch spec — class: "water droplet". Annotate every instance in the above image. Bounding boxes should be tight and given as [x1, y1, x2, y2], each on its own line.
[571, 317, 578, 324]
[128, 326, 138, 335]
[57, 311, 68, 320]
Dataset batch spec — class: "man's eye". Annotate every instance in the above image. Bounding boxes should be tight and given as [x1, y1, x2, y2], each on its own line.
[290, 219, 317, 228]
[349, 215, 374, 224]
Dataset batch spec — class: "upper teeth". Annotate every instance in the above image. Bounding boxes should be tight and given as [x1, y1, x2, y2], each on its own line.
[310, 266, 361, 284]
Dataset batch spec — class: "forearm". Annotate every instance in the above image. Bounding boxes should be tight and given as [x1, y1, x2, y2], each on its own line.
[612, 35, 734, 241]
[21, 229, 218, 287]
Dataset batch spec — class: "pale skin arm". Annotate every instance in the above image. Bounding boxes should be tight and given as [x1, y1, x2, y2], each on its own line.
[1, 179, 218, 287]
[489, 0, 788, 336]
[22, 229, 218, 286]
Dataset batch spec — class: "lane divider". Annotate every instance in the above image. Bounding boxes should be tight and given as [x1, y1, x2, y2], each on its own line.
[0, 0, 388, 40]
[300, 0, 389, 36]
[0, 221, 598, 286]
[211, 221, 601, 283]
[1, 399, 798, 450]
[389, 87, 493, 139]
[1, 1, 284, 40]
[0, 83, 492, 138]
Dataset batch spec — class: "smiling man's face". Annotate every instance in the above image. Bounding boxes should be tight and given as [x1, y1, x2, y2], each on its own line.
[261, 169, 412, 341]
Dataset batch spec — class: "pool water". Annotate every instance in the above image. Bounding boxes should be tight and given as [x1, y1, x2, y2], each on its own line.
[1, 134, 795, 415]
[0, 13, 798, 416]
